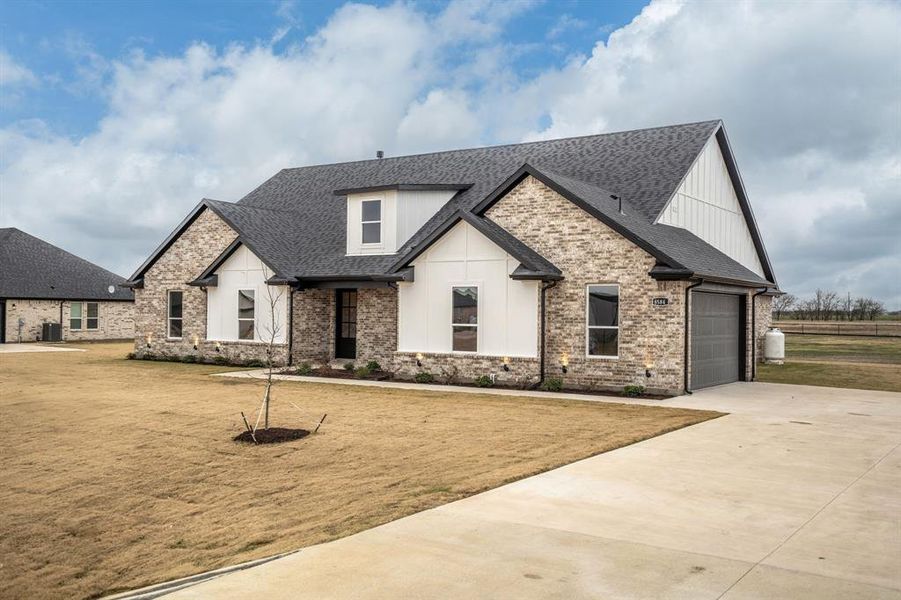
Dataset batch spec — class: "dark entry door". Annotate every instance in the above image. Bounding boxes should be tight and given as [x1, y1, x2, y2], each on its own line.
[335, 289, 357, 359]
[691, 292, 742, 389]
[0, 300, 5, 343]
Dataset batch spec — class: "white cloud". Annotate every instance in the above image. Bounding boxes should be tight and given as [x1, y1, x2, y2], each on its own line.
[1, 0, 899, 307]
[0, 50, 38, 87]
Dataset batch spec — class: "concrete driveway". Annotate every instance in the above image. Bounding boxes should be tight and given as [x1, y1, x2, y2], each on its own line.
[167, 382, 901, 599]
[0, 343, 84, 353]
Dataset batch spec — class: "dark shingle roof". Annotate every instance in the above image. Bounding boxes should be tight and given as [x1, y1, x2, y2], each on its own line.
[0, 228, 133, 300]
[128, 120, 775, 287]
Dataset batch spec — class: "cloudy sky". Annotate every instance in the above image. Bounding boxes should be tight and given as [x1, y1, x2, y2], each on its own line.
[1, 0, 899, 307]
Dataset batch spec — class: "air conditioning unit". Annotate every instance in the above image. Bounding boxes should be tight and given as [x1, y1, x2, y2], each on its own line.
[42, 322, 62, 342]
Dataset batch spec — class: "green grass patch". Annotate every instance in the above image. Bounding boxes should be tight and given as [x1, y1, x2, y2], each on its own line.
[758, 361, 901, 393]
[783, 334, 901, 364]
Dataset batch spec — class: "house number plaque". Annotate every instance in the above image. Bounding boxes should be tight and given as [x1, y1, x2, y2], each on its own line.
[652, 297, 669, 306]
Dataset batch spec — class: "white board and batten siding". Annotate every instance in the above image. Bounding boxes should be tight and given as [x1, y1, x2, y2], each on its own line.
[398, 221, 540, 357]
[346, 189, 457, 255]
[206, 244, 289, 343]
[657, 137, 765, 277]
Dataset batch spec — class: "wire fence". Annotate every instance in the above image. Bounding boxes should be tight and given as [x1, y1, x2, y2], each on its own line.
[773, 321, 901, 337]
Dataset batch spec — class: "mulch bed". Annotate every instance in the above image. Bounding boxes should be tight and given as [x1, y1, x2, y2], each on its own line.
[301, 368, 391, 381]
[234, 428, 310, 444]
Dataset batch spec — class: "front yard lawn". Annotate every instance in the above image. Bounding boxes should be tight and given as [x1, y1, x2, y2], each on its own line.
[757, 334, 901, 392]
[0, 343, 719, 600]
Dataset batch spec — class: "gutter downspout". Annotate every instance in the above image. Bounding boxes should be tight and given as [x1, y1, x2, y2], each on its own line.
[683, 279, 704, 394]
[286, 287, 295, 367]
[59, 301, 64, 341]
[538, 280, 558, 387]
[751, 287, 769, 381]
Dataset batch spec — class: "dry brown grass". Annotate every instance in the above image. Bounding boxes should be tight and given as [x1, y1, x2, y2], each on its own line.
[0, 343, 719, 600]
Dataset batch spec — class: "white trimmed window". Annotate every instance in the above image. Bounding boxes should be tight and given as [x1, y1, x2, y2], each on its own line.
[238, 289, 255, 340]
[586, 284, 619, 358]
[70, 302, 98, 330]
[361, 199, 382, 244]
[168, 291, 183, 338]
[451, 286, 478, 352]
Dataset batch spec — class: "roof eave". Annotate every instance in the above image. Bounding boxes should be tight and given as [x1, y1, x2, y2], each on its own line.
[333, 183, 473, 196]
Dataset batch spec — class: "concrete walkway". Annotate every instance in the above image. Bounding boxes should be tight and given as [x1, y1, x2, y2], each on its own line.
[166, 382, 901, 599]
[0, 343, 84, 353]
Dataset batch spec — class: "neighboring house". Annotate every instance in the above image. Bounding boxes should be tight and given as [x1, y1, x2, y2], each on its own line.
[0, 228, 135, 343]
[125, 121, 778, 393]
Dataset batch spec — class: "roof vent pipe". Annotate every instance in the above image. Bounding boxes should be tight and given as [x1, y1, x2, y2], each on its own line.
[611, 194, 622, 214]
[376, 150, 384, 159]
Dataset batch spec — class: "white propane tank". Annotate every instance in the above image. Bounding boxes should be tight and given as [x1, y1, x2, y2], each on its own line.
[763, 328, 785, 364]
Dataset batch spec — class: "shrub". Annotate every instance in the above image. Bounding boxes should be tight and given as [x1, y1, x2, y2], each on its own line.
[343, 362, 355, 371]
[125, 352, 136, 360]
[295, 362, 313, 376]
[414, 371, 435, 384]
[474, 375, 493, 388]
[365, 360, 381, 371]
[212, 355, 229, 365]
[181, 354, 197, 363]
[541, 377, 564, 392]
[141, 352, 157, 361]
[244, 359, 267, 368]
[354, 366, 371, 378]
[623, 384, 646, 397]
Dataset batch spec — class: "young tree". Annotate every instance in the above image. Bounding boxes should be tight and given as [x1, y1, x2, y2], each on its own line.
[772, 293, 797, 320]
[253, 262, 286, 431]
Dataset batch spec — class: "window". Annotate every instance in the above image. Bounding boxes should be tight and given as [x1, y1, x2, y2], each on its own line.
[452, 286, 478, 352]
[86, 302, 98, 330]
[70, 302, 98, 330]
[70, 302, 82, 330]
[238, 289, 255, 340]
[361, 199, 381, 244]
[168, 291, 183, 338]
[586, 284, 619, 357]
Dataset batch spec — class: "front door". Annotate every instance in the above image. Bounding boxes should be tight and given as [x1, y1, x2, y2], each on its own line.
[335, 289, 357, 359]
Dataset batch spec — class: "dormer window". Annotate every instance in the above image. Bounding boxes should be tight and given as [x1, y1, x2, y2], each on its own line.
[361, 199, 382, 244]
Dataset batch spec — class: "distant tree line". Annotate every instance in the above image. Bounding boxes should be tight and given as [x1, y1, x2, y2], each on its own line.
[773, 290, 886, 321]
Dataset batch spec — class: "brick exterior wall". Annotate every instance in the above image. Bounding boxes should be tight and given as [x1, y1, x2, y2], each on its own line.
[394, 352, 540, 388]
[484, 176, 689, 394]
[3, 299, 134, 342]
[356, 287, 397, 368]
[64, 301, 134, 340]
[290, 287, 397, 368]
[133, 208, 288, 365]
[3, 300, 60, 342]
[291, 289, 334, 364]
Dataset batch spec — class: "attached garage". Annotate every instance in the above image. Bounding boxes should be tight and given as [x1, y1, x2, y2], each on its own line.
[690, 291, 746, 389]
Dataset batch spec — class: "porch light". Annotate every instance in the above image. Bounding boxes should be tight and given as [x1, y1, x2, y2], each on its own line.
[502, 356, 511, 371]
[561, 353, 569, 374]
[416, 352, 423, 367]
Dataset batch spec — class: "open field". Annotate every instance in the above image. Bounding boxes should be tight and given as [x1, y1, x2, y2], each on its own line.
[757, 333, 901, 392]
[774, 320, 901, 337]
[0, 343, 718, 600]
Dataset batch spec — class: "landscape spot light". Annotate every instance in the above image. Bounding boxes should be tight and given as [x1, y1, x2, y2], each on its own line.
[416, 352, 423, 367]
[502, 356, 511, 371]
[561, 353, 569, 374]
[215, 341, 222, 353]
[193, 335, 199, 350]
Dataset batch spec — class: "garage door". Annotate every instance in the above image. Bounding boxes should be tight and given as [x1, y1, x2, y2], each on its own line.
[691, 292, 742, 389]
